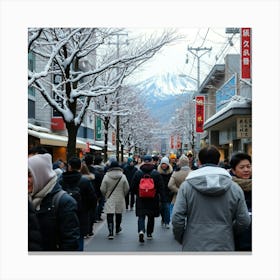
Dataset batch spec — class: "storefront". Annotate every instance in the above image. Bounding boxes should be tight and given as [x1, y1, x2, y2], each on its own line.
[28, 123, 87, 162]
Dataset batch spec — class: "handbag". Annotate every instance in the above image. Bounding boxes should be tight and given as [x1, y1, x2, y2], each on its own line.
[106, 176, 122, 200]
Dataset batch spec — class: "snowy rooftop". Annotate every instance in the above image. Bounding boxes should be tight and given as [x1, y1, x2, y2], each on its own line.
[204, 95, 252, 126]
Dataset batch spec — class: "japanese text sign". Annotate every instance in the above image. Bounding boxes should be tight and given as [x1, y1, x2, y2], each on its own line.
[237, 117, 252, 138]
[195, 96, 205, 133]
[241, 28, 251, 79]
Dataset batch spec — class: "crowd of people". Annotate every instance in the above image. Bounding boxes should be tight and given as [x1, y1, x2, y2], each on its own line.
[28, 145, 252, 252]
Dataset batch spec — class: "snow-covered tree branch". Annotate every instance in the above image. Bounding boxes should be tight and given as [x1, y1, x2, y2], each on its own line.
[28, 27, 181, 159]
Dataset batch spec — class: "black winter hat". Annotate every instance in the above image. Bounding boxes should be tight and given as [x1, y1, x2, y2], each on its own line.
[109, 160, 120, 169]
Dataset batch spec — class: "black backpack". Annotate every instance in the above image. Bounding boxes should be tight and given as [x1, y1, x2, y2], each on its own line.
[59, 179, 82, 212]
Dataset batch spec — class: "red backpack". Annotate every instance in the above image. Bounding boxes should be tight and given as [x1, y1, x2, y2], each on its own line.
[139, 173, 156, 198]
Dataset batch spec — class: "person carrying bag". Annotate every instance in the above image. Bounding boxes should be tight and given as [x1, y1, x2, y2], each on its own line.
[100, 161, 129, 239]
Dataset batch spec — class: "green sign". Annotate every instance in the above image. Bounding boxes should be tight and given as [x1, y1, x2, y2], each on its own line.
[95, 117, 103, 140]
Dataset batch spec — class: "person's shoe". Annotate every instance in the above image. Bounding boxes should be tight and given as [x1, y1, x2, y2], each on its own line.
[147, 233, 153, 240]
[116, 227, 122, 234]
[88, 232, 94, 237]
[139, 231, 144, 243]
[164, 223, 170, 229]
[108, 234, 114, 240]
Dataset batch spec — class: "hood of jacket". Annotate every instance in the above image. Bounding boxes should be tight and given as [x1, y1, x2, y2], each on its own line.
[185, 165, 232, 196]
[106, 168, 123, 180]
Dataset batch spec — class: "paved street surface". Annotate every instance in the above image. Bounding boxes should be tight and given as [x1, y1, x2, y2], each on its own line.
[84, 209, 182, 253]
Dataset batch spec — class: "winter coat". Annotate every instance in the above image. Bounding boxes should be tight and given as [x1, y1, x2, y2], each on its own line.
[168, 166, 191, 204]
[123, 164, 138, 190]
[33, 182, 80, 251]
[157, 164, 173, 202]
[88, 164, 105, 199]
[131, 163, 165, 217]
[60, 171, 97, 236]
[100, 167, 129, 214]
[172, 165, 251, 251]
[28, 199, 42, 251]
[232, 176, 252, 251]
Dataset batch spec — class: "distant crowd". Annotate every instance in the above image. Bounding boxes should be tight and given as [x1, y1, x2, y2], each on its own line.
[28, 146, 252, 252]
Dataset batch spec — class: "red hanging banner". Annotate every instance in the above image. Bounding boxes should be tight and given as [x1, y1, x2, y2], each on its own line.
[170, 135, 174, 149]
[241, 28, 251, 79]
[195, 96, 205, 133]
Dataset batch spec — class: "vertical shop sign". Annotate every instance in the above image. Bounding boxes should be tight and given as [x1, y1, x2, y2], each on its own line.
[170, 135, 174, 149]
[112, 131, 116, 145]
[241, 28, 251, 79]
[95, 117, 102, 140]
[237, 117, 252, 138]
[176, 135, 181, 149]
[195, 96, 205, 133]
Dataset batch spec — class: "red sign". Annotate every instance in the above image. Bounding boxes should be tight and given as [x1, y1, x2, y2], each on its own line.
[241, 28, 251, 79]
[176, 135, 181, 149]
[170, 135, 174, 149]
[195, 96, 205, 133]
[51, 117, 65, 130]
[112, 132, 116, 145]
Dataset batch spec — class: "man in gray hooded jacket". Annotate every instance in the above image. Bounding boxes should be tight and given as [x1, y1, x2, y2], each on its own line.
[172, 146, 251, 251]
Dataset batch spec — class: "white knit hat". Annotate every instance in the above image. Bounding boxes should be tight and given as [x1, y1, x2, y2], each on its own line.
[28, 153, 56, 195]
[160, 156, 170, 165]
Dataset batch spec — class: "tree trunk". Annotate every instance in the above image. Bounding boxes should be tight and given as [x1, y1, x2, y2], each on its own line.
[66, 121, 79, 161]
[103, 117, 109, 163]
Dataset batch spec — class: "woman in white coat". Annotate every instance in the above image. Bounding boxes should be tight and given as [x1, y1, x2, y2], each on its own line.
[100, 161, 129, 239]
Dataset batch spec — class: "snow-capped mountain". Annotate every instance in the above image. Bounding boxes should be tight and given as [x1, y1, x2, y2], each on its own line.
[136, 72, 196, 124]
[137, 72, 197, 99]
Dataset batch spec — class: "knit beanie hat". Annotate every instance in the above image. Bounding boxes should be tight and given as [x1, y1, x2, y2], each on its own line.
[127, 157, 133, 164]
[28, 153, 56, 195]
[160, 156, 170, 165]
[178, 155, 189, 167]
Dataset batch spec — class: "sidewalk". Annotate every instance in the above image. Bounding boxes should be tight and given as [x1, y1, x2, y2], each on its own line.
[84, 209, 182, 253]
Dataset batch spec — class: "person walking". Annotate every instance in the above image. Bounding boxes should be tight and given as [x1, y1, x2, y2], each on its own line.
[59, 157, 97, 250]
[172, 146, 251, 251]
[28, 153, 80, 251]
[186, 150, 198, 170]
[131, 155, 165, 243]
[91, 155, 106, 222]
[157, 156, 173, 229]
[80, 162, 97, 237]
[100, 161, 129, 239]
[168, 154, 191, 217]
[229, 152, 252, 251]
[123, 157, 138, 211]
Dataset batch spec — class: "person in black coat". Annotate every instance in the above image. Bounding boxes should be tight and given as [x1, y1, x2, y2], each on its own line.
[28, 153, 80, 251]
[60, 157, 97, 250]
[123, 157, 138, 210]
[28, 199, 42, 251]
[131, 155, 165, 243]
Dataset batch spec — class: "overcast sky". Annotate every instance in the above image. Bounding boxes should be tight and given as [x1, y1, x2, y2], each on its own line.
[126, 27, 240, 85]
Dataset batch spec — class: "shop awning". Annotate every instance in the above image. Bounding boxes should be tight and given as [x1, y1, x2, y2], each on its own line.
[89, 144, 103, 151]
[28, 129, 87, 149]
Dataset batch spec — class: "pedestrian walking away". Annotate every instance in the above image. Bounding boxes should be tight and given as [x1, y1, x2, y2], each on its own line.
[123, 157, 138, 210]
[168, 154, 191, 217]
[100, 161, 129, 240]
[172, 146, 251, 252]
[131, 155, 165, 243]
[157, 156, 173, 229]
[59, 157, 97, 250]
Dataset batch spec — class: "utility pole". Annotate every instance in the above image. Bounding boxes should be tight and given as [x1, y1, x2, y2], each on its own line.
[109, 33, 128, 162]
[187, 46, 212, 155]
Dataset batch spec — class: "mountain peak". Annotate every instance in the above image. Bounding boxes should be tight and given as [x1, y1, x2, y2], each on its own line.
[137, 72, 197, 99]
